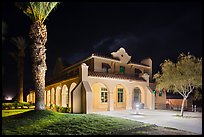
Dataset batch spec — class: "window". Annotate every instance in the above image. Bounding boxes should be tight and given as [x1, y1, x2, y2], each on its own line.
[102, 63, 111, 73]
[153, 90, 156, 96]
[102, 67, 108, 73]
[135, 68, 142, 77]
[120, 66, 125, 74]
[118, 88, 124, 102]
[101, 88, 108, 103]
[159, 91, 162, 96]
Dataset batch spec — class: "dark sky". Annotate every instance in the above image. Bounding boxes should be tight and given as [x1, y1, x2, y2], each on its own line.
[2, 2, 202, 100]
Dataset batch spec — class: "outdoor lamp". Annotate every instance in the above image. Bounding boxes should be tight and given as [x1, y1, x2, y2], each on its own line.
[135, 103, 140, 114]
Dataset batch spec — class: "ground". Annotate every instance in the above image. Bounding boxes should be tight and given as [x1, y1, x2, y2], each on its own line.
[95, 109, 202, 134]
[116, 125, 198, 135]
[2, 109, 201, 135]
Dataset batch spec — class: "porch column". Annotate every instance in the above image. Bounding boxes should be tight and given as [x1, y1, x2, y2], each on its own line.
[144, 87, 147, 109]
[60, 90, 62, 106]
[152, 93, 155, 110]
[109, 91, 114, 111]
[54, 90, 56, 107]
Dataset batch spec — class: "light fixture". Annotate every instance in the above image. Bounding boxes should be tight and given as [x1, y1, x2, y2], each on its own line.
[5, 96, 12, 100]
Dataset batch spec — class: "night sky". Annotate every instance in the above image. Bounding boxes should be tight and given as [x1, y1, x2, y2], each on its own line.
[2, 2, 202, 100]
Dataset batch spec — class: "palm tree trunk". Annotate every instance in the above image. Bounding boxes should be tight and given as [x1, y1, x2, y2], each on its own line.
[18, 56, 24, 103]
[29, 20, 47, 110]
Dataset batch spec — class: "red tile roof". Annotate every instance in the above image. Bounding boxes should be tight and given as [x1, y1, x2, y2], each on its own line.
[88, 71, 146, 81]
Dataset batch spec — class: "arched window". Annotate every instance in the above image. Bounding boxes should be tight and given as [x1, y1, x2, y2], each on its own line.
[47, 90, 51, 106]
[62, 85, 68, 107]
[118, 88, 124, 102]
[51, 88, 55, 105]
[133, 87, 141, 103]
[56, 87, 61, 106]
[120, 66, 125, 74]
[101, 88, 108, 103]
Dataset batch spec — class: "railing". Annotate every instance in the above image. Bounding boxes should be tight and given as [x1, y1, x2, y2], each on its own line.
[166, 100, 174, 110]
[155, 103, 166, 109]
[166, 101, 188, 111]
[88, 71, 146, 81]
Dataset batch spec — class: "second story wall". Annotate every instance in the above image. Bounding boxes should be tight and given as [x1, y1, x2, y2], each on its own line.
[94, 57, 114, 73]
[93, 56, 148, 78]
[84, 58, 94, 72]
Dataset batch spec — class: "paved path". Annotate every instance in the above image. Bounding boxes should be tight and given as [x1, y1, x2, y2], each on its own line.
[94, 109, 202, 134]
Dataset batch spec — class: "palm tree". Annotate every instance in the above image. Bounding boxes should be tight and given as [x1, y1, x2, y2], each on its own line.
[2, 21, 7, 42]
[2, 21, 7, 77]
[9, 36, 26, 103]
[15, 2, 60, 110]
[53, 57, 64, 77]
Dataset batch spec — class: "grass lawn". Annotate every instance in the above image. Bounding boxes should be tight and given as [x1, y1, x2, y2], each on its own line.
[2, 109, 197, 135]
[2, 109, 34, 117]
[2, 109, 152, 135]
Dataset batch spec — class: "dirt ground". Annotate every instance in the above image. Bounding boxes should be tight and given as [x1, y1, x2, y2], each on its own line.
[115, 125, 199, 135]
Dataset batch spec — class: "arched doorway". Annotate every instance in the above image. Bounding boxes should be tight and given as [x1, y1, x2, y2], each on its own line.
[92, 82, 109, 112]
[132, 87, 141, 109]
[69, 82, 77, 108]
[47, 90, 51, 107]
[56, 86, 61, 106]
[51, 88, 55, 106]
[62, 85, 68, 107]
[114, 84, 127, 110]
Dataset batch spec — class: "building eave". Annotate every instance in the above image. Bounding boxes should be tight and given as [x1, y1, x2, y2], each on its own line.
[128, 63, 151, 69]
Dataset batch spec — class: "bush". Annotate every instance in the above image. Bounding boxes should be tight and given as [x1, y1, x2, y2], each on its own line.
[23, 102, 32, 109]
[55, 105, 60, 112]
[59, 106, 71, 113]
[18, 102, 24, 109]
[2, 101, 34, 109]
[52, 105, 71, 113]
[2, 103, 6, 109]
[58, 107, 62, 113]
[2, 103, 14, 110]
[61, 107, 66, 113]
[13, 101, 19, 109]
[50, 104, 54, 109]
[62, 107, 71, 113]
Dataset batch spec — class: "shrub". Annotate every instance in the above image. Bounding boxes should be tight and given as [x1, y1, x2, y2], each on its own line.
[55, 105, 60, 112]
[13, 101, 19, 109]
[23, 102, 32, 109]
[18, 102, 24, 109]
[58, 106, 63, 112]
[2, 102, 34, 109]
[53, 105, 71, 113]
[50, 104, 54, 109]
[62, 107, 71, 113]
[2, 103, 13, 110]
[61, 107, 66, 113]
[2, 103, 6, 109]
[8, 104, 13, 109]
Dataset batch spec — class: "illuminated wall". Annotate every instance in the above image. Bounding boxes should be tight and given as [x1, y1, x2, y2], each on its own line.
[26, 48, 154, 113]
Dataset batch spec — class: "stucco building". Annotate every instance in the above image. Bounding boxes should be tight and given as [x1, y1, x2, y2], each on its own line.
[27, 48, 155, 113]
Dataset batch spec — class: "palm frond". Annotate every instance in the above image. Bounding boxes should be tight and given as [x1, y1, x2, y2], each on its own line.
[15, 2, 60, 23]
[41, 2, 60, 23]
[10, 37, 26, 50]
[8, 52, 18, 62]
[15, 2, 34, 21]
